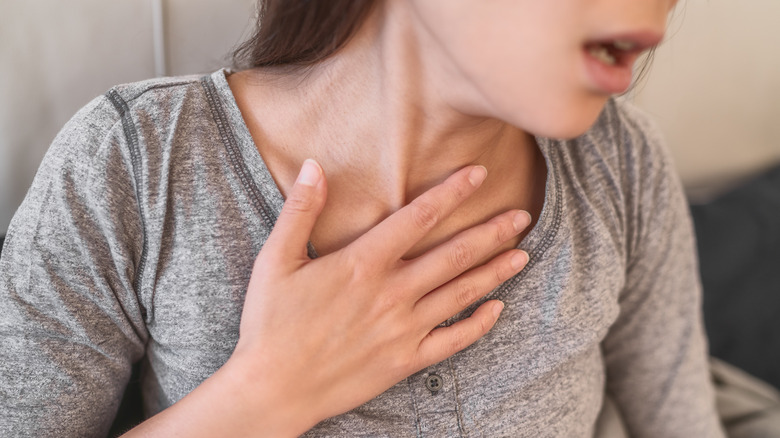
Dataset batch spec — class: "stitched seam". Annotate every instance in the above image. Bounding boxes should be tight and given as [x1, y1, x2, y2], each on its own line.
[447, 358, 467, 437]
[406, 377, 424, 438]
[199, 76, 276, 230]
[494, 148, 563, 302]
[124, 80, 200, 104]
[106, 90, 150, 319]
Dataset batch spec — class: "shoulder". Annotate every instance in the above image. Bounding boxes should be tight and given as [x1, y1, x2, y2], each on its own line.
[104, 72, 206, 117]
[45, 72, 211, 165]
[543, 98, 685, 262]
[548, 97, 676, 198]
[593, 97, 665, 145]
[596, 97, 672, 180]
[46, 71, 232, 182]
[591, 97, 680, 202]
[565, 97, 670, 176]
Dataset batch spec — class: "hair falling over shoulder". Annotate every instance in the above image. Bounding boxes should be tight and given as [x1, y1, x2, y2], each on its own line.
[232, 0, 378, 72]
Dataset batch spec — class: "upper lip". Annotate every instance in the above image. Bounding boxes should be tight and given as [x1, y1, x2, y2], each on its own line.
[586, 30, 665, 53]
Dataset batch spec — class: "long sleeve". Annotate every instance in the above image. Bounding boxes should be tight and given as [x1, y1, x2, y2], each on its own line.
[0, 95, 148, 437]
[600, 104, 726, 437]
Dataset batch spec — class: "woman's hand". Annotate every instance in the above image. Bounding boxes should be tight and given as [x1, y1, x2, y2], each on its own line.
[232, 159, 530, 433]
[125, 159, 530, 437]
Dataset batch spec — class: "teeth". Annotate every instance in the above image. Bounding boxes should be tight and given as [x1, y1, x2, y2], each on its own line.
[612, 40, 636, 51]
[588, 45, 616, 66]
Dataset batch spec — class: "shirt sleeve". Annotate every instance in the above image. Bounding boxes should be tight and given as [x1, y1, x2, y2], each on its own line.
[600, 103, 726, 437]
[0, 95, 148, 437]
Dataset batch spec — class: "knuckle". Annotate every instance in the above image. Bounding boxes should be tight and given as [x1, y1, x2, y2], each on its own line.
[449, 240, 476, 272]
[492, 221, 508, 246]
[478, 314, 492, 335]
[372, 281, 407, 315]
[343, 236, 389, 272]
[448, 329, 469, 353]
[375, 292, 401, 315]
[410, 199, 440, 231]
[339, 248, 376, 284]
[337, 248, 359, 275]
[284, 191, 314, 214]
[492, 266, 503, 285]
[494, 260, 513, 284]
[453, 277, 480, 309]
[489, 215, 515, 244]
[341, 246, 361, 268]
[389, 350, 415, 375]
[449, 180, 469, 201]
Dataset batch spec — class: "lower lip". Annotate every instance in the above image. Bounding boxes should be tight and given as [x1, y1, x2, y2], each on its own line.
[583, 49, 635, 94]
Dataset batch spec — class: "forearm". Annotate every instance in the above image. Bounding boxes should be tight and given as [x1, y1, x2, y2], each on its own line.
[123, 357, 319, 438]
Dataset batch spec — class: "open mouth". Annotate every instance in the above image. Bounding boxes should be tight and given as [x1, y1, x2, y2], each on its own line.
[581, 32, 663, 93]
[584, 40, 640, 67]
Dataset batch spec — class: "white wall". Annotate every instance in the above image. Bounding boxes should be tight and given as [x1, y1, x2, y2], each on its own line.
[0, 0, 255, 233]
[632, 0, 780, 200]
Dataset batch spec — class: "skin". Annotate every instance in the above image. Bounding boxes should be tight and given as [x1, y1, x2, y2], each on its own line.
[125, 0, 677, 436]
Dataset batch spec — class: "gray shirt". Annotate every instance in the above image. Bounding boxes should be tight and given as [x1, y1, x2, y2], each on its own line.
[0, 69, 725, 437]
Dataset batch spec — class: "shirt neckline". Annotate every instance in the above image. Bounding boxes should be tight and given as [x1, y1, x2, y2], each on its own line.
[205, 68, 562, 274]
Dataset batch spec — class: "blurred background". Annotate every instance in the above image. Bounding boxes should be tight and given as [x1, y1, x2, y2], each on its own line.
[0, 0, 257, 234]
[3, 0, 780, 228]
[1, 0, 779, 396]
[2, 0, 780, 232]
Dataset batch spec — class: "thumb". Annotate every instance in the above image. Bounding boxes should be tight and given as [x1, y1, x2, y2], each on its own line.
[263, 159, 327, 262]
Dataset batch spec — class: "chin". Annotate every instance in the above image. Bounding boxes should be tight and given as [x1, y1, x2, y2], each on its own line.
[514, 105, 605, 140]
[523, 107, 603, 140]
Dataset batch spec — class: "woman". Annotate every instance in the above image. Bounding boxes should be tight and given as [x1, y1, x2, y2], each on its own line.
[0, 0, 725, 436]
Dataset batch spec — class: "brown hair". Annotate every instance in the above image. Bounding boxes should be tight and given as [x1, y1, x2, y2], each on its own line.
[232, 0, 378, 71]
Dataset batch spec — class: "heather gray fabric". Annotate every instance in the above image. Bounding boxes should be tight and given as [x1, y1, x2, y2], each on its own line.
[0, 69, 726, 437]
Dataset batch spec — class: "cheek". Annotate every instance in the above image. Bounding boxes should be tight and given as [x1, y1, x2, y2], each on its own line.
[413, 0, 609, 138]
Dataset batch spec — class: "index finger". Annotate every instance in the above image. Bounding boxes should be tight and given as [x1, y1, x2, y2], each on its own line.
[350, 165, 487, 263]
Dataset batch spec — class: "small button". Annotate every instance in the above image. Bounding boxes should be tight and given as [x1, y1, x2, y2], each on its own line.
[425, 374, 443, 392]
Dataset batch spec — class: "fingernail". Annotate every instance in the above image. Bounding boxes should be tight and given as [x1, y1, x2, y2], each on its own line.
[513, 211, 532, 232]
[511, 250, 528, 270]
[492, 301, 505, 319]
[296, 159, 321, 187]
[468, 166, 487, 187]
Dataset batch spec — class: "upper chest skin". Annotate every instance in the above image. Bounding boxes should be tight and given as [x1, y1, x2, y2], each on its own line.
[226, 72, 547, 264]
[303, 143, 548, 263]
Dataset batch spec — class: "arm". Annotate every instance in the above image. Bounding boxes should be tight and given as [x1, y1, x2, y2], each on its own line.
[0, 96, 147, 436]
[600, 110, 725, 437]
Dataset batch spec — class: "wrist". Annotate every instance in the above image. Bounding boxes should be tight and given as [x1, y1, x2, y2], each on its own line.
[219, 350, 322, 437]
[123, 353, 321, 437]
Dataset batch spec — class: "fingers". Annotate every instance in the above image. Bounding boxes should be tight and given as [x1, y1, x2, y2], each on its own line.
[402, 209, 532, 294]
[413, 249, 528, 327]
[262, 159, 327, 263]
[414, 300, 505, 369]
[351, 165, 487, 263]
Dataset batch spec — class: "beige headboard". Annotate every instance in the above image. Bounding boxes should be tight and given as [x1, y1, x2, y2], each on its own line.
[0, 0, 255, 233]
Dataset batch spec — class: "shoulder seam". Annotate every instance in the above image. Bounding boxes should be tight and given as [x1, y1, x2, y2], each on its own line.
[105, 89, 150, 320]
[116, 79, 201, 105]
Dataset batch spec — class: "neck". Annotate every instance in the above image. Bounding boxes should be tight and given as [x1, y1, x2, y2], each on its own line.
[228, 1, 544, 255]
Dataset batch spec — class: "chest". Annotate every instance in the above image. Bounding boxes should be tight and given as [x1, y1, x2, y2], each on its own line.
[307, 162, 548, 265]
[138, 178, 627, 430]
